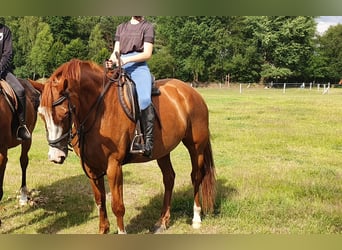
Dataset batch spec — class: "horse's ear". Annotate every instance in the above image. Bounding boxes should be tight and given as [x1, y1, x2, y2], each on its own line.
[28, 79, 44, 93]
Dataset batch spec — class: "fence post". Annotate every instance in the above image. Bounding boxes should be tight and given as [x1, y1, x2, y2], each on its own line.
[283, 83, 286, 94]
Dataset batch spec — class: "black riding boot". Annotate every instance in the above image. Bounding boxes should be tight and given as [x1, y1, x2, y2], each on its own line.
[141, 104, 155, 158]
[16, 95, 31, 140]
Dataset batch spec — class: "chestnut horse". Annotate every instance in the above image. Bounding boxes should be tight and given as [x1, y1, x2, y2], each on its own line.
[0, 79, 40, 223]
[32, 59, 216, 234]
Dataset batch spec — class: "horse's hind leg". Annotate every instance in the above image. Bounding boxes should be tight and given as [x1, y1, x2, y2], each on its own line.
[155, 154, 175, 233]
[182, 140, 206, 229]
[18, 142, 30, 206]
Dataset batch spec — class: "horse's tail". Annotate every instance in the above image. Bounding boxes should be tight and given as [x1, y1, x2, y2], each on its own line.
[201, 138, 216, 214]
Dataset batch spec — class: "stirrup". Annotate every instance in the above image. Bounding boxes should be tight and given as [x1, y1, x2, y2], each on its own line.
[16, 125, 31, 140]
[130, 133, 145, 154]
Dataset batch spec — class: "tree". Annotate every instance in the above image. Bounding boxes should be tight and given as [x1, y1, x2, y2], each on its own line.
[60, 38, 88, 62]
[244, 16, 316, 83]
[43, 16, 77, 44]
[156, 16, 241, 82]
[28, 22, 53, 79]
[148, 46, 175, 79]
[88, 24, 109, 64]
[317, 24, 342, 82]
[1, 16, 338, 84]
[12, 16, 43, 77]
[260, 63, 293, 83]
[49, 40, 66, 71]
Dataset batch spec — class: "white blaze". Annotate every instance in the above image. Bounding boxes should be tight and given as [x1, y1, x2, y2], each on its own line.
[38, 106, 67, 163]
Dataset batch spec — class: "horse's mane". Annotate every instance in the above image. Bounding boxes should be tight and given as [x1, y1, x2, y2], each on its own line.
[50, 59, 103, 83]
[42, 59, 104, 110]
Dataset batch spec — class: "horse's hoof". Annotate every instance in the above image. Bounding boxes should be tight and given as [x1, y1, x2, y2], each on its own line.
[99, 227, 110, 234]
[19, 196, 28, 206]
[117, 229, 127, 234]
[18, 187, 29, 206]
[154, 224, 166, 234]
[192, 221, 201, 229]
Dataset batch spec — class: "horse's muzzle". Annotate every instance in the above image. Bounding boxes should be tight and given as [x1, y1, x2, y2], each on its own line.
[48, 147, 67, 164]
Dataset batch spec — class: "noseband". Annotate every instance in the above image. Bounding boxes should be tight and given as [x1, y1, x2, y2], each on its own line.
[47, 93, 74, 152]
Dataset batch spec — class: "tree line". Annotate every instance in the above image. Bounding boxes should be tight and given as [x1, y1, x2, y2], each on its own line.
[1, 16, 341, 84]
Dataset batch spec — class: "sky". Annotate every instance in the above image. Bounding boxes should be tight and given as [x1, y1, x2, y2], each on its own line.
[315, 16, 342, 34]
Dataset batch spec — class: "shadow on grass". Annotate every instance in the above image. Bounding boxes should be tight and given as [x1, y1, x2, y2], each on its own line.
[1, 174, 95, 234]
[125, 178, 237, 233]
[1, 174, 236, 234]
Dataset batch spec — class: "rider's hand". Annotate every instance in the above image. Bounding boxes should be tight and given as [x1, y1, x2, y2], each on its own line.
[105, 59, 114, 69]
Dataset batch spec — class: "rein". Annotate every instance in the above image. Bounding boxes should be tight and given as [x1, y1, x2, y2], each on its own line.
[76, 74, 114, 180]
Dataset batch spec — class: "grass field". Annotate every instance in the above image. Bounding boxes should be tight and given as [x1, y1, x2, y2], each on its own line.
[0, 85, 341, 234]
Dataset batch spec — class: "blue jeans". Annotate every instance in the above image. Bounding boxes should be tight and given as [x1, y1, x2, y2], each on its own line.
[121, 52, 152, 110]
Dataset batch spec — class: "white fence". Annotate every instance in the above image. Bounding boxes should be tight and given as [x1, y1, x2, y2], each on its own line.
[267, 82, 332, 94]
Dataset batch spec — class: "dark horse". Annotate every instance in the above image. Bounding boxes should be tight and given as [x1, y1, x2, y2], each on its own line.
[31, 59, 216, 234]
[0, 79, 40, 223]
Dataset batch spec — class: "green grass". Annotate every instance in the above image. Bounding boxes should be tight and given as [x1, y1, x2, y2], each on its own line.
[1, 85, 341, 234]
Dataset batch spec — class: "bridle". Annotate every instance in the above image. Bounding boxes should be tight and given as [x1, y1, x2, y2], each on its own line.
[47, 92, 74, 152]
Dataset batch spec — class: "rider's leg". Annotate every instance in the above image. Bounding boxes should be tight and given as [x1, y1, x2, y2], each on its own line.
[140, 104, 154, 158]
[122, 55, 154, 157]
[5, 72, 31, 140]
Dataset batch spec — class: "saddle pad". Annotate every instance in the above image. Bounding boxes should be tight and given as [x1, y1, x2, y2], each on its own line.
[0, 79, 18, 110]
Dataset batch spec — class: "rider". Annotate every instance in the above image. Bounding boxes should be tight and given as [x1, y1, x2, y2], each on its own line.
[0, 23, 31, 140]
[107, 16, 155, 158]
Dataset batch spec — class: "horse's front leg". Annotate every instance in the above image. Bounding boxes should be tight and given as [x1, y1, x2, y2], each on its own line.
[106, 159, 126, 234]
[19, 142, 30, 206]
[0, 150, 8, 226]
[89, 175, 110, 234]
[0, 150, 8, 202]
[155, 154, 175, 233]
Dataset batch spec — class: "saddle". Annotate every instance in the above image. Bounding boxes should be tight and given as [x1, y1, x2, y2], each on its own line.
[116, 70, 160, 154]
[0, 79, 18, 113]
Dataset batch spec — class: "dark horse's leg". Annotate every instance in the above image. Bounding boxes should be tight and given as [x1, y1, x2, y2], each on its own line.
[155, 154, 175, 233]
[0, 149, 8, 202]
[89, 174, 110, 234]
[18, 141, 31, 205]
[0, 148, 8, 226]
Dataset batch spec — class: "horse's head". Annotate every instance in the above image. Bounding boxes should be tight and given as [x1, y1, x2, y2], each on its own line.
[33, 59, 108, 164]
[35, 70, 74, 164]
